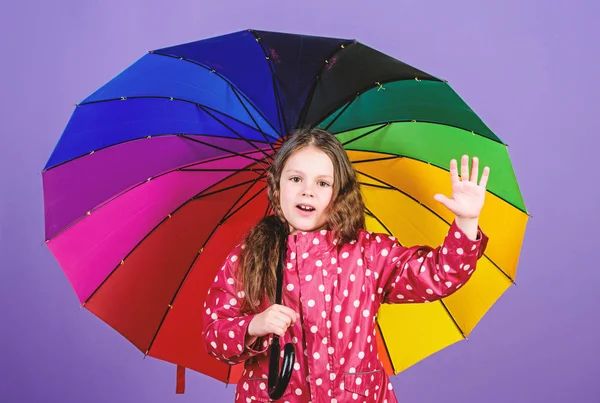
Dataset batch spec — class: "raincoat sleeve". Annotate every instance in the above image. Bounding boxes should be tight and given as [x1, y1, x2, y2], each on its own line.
[202, 246, 271, 365]
[368, 220, 489, 304]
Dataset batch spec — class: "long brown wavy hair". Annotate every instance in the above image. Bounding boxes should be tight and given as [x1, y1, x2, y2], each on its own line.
[237, 128, 365, 313]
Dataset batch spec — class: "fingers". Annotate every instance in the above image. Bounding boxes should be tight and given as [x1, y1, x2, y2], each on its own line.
[470, 157, 479, 182]
[479, 166, 490, 188]
[274, 304, 298, 324]
[449, 159, 460, 186]
[460, 155, 469, 181]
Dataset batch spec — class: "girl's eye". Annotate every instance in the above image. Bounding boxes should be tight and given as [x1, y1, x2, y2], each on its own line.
[318, 181, 331, 187]
[290, 176, 301, 183]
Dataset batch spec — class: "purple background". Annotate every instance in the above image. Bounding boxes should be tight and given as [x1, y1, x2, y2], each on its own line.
[1, 0, 598, 402]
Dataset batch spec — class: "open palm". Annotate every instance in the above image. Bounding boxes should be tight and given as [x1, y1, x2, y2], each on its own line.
[434, 155, 490, 219]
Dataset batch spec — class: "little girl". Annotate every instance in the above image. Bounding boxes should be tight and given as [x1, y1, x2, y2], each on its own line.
[203, 128, 489, 403]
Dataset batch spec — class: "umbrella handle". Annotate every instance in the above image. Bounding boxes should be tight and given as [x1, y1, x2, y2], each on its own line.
[267, 225, 295, 400]
[268, 338, 295, 399]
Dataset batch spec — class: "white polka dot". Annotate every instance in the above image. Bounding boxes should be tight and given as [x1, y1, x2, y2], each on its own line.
[427, 251, 433, 258]
[406, 284, 413, 290]
[327, 320, 332, 328]
[396, 294, 404, 299]
[206, 308, 211, 315]
[350, 274, 356, 282]
[337, 267, 342, 274]
[237, 291, 245, 298]
[365, 269, 371, 276]
[353, 300, 360, 308]
[228, 331, 235, 338]
[420, 265, 426, 273]
[259, 382, 266, 390]
[443, 264, 450, 272]
[322, 311, 326, 318]
[230, 298, 237, 306]
[322, 269, 327, 276]
[210, 341, 217, 349]
[356, 377, 362, 385]
[222, 343, 228, 351]
[343, 289, 349, 297]
[445, 281, 453, 287]
[426, 288, 434, 295]
[457, 247, 464, 255]
[455, 231, 461, 239]
[243, 382, 249, 390]
[357, 258, 363, 266]
[287, 262, 293, 269]
[294, 362, 300, 370]
[319, 284, 325, 292]
[330, 373, 336, 381]
[311, 326, 318, 333]
[328, 347, 335, 354]
[433, 274, 440, 281]
[335, 305, 342, 313]
[342, 252, 349, 259]
[313, 238, 319, 245]
[227, 278, 234, 285]
[211, 313, 218, 320]
[295, 388, 302, 395]
[230, 255, 238, 262]
[306, 274, 313, 281]
[331, 257, 337, 264]
[302, 252, 309, 259]
[362, 309, 370, 317]
[345, 315, 352, 323]
[325, 294, 331, 302]
[316, 260, 322, 267]
[308, 299, 315, 307]
[381, 248, 389, 257]
[287, 284, 294, 291]
[355, 326, 361, 333]
[442, 247, 448, 254]
[316, 378, 322, 386]
[463, 264, 470, 271]
[313, 352, 320, 359]
[290, 252, 296, 259]
[472, 244, 477, 251]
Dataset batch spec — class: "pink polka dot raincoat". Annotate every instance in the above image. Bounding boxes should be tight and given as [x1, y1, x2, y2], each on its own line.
[203, 220, 488, 402]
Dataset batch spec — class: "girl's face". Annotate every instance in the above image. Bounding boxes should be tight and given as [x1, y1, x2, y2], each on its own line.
[279, 146, 334, 234]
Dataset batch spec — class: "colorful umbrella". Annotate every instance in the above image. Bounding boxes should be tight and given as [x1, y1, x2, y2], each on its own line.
[43, 29, 528, 390]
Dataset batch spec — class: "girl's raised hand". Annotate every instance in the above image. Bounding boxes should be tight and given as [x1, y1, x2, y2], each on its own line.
[247, 304, 298, 339]
[433, 155, 490, 219]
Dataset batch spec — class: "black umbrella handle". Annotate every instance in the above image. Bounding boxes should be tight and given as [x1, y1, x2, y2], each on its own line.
[268, 232, 295, 400]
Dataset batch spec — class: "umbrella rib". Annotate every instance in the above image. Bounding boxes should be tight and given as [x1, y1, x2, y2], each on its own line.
[248, 30, 287, 137]
[81, 173, 265, 305]
[145, 174, 268, 355]
[150, 50, 280, 136]
[439, 299, 467, 340]
[334, 119, 505, 146]
[295, 40, 356, 129]
[323, 97, 358, 132]
[338, 123, 388, 147]
[350, 155, 399, 164]
[42, 132, 271, 173]
[76, 95, 279, 142]
[357, 170, 516, 285]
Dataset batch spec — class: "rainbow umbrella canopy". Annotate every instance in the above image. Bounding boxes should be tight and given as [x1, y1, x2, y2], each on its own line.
[43, 29, 528, 385]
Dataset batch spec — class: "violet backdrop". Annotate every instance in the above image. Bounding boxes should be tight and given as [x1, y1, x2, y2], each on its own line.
[1, 0, 598, 402]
